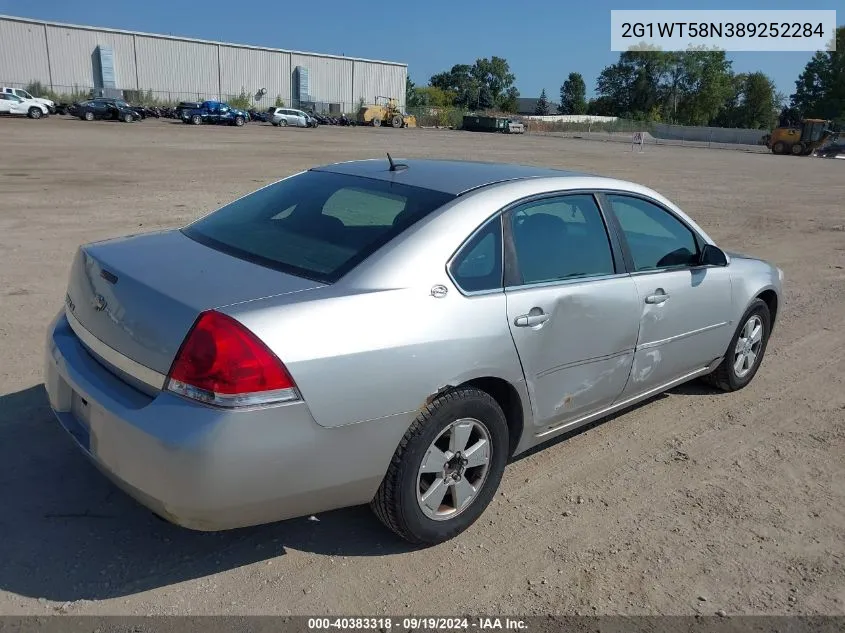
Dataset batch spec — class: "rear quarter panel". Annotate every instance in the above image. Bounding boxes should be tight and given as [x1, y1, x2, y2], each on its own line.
[225, 285, 525, 429]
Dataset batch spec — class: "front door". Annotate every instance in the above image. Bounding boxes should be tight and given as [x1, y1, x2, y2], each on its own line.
[504, 193, 641, 431]
[603, 194, 734, 397]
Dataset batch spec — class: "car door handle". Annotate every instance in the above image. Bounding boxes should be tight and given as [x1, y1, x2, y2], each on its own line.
[514, 313, 550, 327]
[645, 290, 670, 304]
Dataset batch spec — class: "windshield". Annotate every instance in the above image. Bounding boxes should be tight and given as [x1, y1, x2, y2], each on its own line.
[182, 170, 455, 283]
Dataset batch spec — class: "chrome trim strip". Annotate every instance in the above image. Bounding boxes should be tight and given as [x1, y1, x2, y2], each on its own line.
[64, 307, 166, 391]
[535, 364, 716, 439]
[636, 321, 729, 351]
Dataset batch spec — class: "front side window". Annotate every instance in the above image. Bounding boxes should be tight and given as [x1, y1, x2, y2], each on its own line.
[509, 194, 615, 285]
[606, 195, 699, 271]
[183, 171, 455, 283]
[450, 217, 503, 292]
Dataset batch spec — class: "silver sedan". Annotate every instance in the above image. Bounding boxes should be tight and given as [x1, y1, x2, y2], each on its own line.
[45, 158, 783, 544]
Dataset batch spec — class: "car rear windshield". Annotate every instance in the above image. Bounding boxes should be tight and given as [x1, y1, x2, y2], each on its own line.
[182, 170, 455, 283]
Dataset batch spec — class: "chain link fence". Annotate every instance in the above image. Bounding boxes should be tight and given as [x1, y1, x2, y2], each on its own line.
[522, 117, 770, 152]
[5, 79, 773, 151]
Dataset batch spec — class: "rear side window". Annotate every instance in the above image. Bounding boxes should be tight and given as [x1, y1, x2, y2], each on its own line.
[450, 217, 503, 292]
[183, 170, 455, 283]
[509, 194, 616, 285]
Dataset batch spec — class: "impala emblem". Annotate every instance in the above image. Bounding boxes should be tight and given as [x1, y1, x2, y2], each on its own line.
[430, 285, 448, 298]
[92, 294, 107, 312]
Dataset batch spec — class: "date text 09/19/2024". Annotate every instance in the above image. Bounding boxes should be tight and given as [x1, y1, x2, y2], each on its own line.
[307, 617, 528, 630]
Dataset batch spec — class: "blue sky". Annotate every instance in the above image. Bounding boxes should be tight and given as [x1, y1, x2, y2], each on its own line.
[2, 0, 841, 100]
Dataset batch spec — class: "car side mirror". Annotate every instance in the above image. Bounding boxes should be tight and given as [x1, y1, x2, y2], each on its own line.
[699, 244, 728, 267]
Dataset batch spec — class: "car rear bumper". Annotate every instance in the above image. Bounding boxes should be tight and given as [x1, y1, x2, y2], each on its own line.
[44, 310, 411, 530]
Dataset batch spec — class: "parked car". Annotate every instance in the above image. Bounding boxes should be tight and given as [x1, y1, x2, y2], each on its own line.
[267, 107, 310, 127]
[174, 101, 201, 120]
[181, 100, 247, 126]
[0, 93, 49, 119]
[46, 159, 782, 545]
[89, 97, 149, 120]
[2, 86, 56, 113]
[76, 99, 140, 122]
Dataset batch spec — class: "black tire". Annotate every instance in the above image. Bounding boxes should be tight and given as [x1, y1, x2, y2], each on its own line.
[372, 117, 382, 127]
[703, 298, 771, 392]
[790, 142, 805, 156]
[234, 116, 244, 127]
[123, 113, 133, 123]
[391, 114, 403, 128]
[371, 387, 509, 545]
[192, 115, 202, 125]
[84, 111, 94, 121]
[771, 141, 786, 155]
[278, 119, 287, 127]
[28, 107, 43, 120]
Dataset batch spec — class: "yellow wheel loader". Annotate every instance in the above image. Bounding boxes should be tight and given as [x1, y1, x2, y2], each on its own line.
[356, 97, 417, 128]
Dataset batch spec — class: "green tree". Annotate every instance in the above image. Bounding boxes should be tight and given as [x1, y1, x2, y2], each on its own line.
[478, 84, 494, 110]
[406, 76, 422, 108]
[587, 96, 615, 116]
[790, 26, 845, 121]
[471, 56, 516, 109]
[714, 72, 777, 129]
[430, 64, 478, 109]
[535, 89, 551, 115]
[741, 72, 777, 129]
[415, 86, 455, 107]
[673, 49, 734, 126]
[499, 87, 520, 113]
[429, 57, 517, 110]
[596, 50, 673, 119]
[559, 72, 587, 114]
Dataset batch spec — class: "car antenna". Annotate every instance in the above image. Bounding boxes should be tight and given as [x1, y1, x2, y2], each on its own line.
[387, 153, 408, 172]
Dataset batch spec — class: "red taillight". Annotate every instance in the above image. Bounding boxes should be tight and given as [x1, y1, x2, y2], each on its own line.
[165, 310, 298, 407]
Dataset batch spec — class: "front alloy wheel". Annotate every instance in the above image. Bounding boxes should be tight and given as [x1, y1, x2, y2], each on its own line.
[704, 298, 771, 391]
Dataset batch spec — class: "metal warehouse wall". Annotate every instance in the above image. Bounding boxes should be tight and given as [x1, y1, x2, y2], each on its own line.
[0, 15, 407, 109]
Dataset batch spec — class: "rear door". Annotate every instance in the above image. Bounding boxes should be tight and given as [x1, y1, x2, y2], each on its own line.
[504, 193, 641, 432]
[602, 193, 734, 397]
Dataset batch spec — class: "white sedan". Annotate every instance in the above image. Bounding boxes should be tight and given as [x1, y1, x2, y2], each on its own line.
[0, 93, 49, 119]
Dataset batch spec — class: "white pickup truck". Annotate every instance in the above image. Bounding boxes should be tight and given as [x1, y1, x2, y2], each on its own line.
[2, 87, 56, 113]
[0, 93, 50, 119]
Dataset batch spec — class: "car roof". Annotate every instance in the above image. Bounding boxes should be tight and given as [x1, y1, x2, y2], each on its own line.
[312, 158, 587, 196]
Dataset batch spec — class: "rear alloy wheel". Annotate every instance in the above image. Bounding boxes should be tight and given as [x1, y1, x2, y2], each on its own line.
[704, 298, 771, 392]
[279, 119, 287, 127]
[84, 111, 95, 121]
[28, 107, 43, 119]
[371, 387, 509, 545]
[192, 115, 202, 125]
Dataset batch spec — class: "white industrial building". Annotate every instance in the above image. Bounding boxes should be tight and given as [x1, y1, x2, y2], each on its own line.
[0, 14, 407, 111]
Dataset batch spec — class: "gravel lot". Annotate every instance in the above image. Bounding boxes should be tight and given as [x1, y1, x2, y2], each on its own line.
[1, 117, 843, 617]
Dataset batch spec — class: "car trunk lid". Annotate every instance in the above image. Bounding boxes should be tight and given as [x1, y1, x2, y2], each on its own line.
[64, 229, 323, 390]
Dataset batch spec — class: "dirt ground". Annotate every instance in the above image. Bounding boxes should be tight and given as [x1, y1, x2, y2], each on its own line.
[1, 117, 843, 617]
